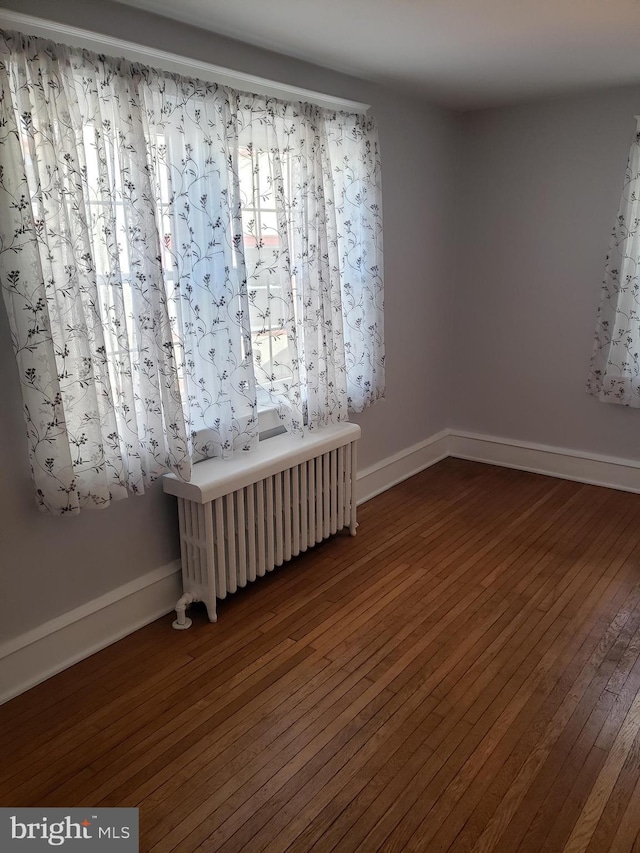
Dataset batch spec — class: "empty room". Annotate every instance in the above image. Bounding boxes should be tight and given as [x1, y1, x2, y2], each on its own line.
[2, 0, 640, 850]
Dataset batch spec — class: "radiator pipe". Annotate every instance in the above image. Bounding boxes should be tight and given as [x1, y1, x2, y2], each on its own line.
[172, 592, 197, 630]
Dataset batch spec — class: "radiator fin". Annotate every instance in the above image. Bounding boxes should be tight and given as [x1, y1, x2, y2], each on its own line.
[176, 437, 358, 622]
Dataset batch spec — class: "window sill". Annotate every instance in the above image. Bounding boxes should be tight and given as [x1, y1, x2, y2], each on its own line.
[258, 405, 287, 441]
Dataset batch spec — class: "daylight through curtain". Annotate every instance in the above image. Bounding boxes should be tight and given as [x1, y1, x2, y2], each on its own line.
[0, 29, 384, 514]
[588, 118, 640, 406]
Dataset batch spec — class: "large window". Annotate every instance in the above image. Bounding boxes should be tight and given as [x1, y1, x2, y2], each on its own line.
[0, 29, 384, 513]
[239, 144, 297, 400]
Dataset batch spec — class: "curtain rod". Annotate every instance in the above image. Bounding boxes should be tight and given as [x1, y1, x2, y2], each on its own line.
[0, 8, 371, 114]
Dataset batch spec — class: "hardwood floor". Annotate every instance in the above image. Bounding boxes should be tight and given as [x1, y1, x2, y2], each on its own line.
[2, 459, 640, 852]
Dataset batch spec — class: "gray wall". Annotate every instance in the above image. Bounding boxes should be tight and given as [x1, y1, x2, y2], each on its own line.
[5, 1, 638, 648]
[452, 87, 640, 459]
[0, 0, 457, 640]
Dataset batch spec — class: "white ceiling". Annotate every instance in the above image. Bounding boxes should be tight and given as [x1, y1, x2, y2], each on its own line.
[113, 0, 640, 108]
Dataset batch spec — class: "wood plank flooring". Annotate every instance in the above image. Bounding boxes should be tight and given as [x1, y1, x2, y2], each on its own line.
[2, 459, 640, 852]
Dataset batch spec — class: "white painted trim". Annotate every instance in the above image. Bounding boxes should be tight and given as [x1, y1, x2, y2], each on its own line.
[0, 561, 181, 705]
[4, 426, 639, 705]
[449, 430, 640, 494]
[0, 9, 370, 114]
[356, 427, 640, 505]
[356, 429, 450, 504]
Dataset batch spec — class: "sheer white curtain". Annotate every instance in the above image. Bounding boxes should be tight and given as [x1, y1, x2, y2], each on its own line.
[0, 30, 384, 515]
[141, 77, 259, 461]
[0, 34, 195, 513]
[235, 98, 384, 434]
[588, 118, 640, 405]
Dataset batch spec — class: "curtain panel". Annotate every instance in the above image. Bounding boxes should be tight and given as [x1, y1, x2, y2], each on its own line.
[0, 30, 384, 514]
[588, 119, 640, 406]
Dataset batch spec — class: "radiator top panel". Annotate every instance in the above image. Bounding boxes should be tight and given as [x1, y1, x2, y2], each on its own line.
[162, 422, 361, 504]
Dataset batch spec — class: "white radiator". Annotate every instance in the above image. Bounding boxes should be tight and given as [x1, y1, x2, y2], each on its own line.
[162, 422, 361, 628]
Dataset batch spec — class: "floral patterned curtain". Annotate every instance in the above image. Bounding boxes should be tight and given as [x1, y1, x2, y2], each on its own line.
[0, 29, 384, 515]
[234, 99, 384, 434]
[588, 119, 640, 406]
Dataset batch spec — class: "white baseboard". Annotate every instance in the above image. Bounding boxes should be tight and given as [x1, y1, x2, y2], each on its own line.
[356, 427, 640, 504]
[449, 430, 640, 494]
[357, 429, 450, 504]
[0, 432, 451, 706]
[3, 427, 638, 706]
[0, 561, 181, 705]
